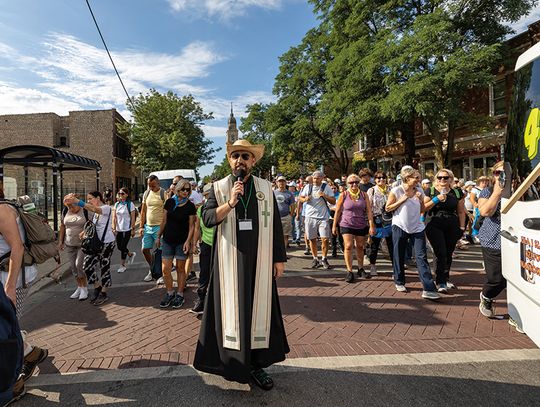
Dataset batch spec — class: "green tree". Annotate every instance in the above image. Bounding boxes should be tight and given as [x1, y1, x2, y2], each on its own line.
[122, 89, 218, 172]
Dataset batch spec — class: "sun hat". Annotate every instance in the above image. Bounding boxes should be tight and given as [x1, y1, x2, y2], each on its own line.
[226, 139, 265, 162]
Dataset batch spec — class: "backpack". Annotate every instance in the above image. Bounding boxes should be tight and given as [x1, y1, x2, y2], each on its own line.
[114, 201, 134, 229]
[307, 183, 331, 216]
[142, 188, 166, 204]
[429, 186, 462, 200]
[81, 213, 111, 256]
[0, 282, 23, 404]
[0, 202, 59, 286]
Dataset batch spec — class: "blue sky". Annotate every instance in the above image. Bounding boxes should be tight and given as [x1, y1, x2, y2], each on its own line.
[0, 0, 317, 176]
[1, 1, 540, 177]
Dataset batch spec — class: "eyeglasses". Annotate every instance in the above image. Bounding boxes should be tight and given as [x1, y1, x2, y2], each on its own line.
[375, 177, 387, 180]
[493, 170, 504, 176]
[231, 152, 251, 160]
[437, 176, 450, 180]
[179, 188, 191, 192]
[348, 181, 359, 185]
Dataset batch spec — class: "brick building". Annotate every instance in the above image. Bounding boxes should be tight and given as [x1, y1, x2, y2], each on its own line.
[353, 20, 540, 181]
[0, 109, 143, 199]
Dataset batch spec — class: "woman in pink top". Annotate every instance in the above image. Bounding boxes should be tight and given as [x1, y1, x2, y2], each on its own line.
[332, 174, 376, 283]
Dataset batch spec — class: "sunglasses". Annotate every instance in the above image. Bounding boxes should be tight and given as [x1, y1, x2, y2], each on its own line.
[231, 152, 251, 160]
[493, 170, 504, 176]
[179, 188, 191, 192]
[437, 176, 450, 180]
[348, 181, 360, 185]
[375, 177, 387, 180]
[118, 192, 126, 195]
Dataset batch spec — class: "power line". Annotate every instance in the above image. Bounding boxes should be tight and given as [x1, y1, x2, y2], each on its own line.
[84, 0, 135, 110]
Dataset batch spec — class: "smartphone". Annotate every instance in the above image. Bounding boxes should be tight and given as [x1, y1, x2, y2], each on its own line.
[499, 171, 506, 188]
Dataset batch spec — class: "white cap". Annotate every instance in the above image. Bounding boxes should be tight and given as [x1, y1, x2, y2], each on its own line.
[464, 181, 476, 187]
[421, 179, 431, 184]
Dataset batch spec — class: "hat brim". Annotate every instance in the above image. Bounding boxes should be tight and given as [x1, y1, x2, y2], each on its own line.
[226, 144, 265, 163]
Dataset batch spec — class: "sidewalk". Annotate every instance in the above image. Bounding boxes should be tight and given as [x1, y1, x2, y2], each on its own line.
[20, 241, 537, 375]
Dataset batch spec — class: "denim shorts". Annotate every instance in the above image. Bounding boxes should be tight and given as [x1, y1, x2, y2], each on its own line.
[142, 225, 160, 249]
[161, 240, 187, 260]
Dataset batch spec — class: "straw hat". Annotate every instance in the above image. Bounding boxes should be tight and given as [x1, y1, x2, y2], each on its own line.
[226, 139, 265, 163]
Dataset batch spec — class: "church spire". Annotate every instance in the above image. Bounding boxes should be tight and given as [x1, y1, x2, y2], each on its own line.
[226, 103, 239, 145]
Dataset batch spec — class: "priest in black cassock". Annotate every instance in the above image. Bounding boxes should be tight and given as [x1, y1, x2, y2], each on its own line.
[194, 139, 289, 390]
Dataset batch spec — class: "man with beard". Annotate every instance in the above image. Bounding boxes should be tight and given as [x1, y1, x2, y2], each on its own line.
[194, 139, 289, 390]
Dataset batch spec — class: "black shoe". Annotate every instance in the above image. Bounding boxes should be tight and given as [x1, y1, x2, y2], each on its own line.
[172, 294, 185, 309]
[304, 249, 311, 256]
[190, 299, 204, 314]
[345, 272, 355, 283]
[310, 258, 321, 269]
[21, 347, 48, 381]
[321, 258, 331, 269]
[331, 249, 337, 258]
[160, 292, 176, 308]
[93, 292, 108, 306]
[89, 286, 102, 304]
[187, 271, 197, 283]
[251, 368, 274, 390]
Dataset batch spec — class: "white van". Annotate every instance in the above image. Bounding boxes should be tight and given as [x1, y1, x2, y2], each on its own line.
[148, 169, 197, 191]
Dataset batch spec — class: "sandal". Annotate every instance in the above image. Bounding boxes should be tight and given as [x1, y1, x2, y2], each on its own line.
[251, 368, 274, 390]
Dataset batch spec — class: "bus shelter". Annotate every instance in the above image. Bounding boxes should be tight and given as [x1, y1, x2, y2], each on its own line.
[0, 145, 101, 232]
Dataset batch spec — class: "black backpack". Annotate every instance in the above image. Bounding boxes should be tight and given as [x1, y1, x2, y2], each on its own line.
[0, 282, 23, 404]
[81, 213, 110, 255]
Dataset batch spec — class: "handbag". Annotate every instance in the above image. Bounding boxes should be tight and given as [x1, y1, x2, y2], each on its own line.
[151, 248, 163, 280]
[81, 213, 110, 255]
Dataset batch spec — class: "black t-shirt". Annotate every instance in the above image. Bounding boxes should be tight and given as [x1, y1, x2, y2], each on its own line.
[359, 182, 375, 193]
[424, 187, 462, 216]
[162, 198, 196, 246]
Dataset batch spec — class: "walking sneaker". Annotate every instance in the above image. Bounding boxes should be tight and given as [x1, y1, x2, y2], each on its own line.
[143, 270, 153, 282]
[172, 294, 185, 309]
[70, 287, 81, 299]
[508, 317, 525, 334]
[190, 299, 204, 314]
[78, 287, 88, 301]
[21, 346, 49, 381]
[156, 277, 165, 285]
[479, 292, 494, 318]
[446, 281, 456, 289]
[304, 248, 311, 256]
[357, 267, 370, 279]
[395, 284, 407, 292]
[437, 283, 448, 294]
[422, 290, 441, 300]
[93, 292, 108, 306]
[321, 258, 331, 269]
[89, 286, 102, 304]
[129, 252, 137, 265]
[310, 258, 321, 269]
[5, 375, 26, 405]
[345, 271, 355, 283]
[160, 292, 176, 308]
[370, 264, 378, 276]
[117, 266, 126, 273]
[187, 271, 198, 283]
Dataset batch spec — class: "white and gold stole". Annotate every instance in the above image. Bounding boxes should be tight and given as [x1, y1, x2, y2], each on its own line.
[214, 175, 274, 350]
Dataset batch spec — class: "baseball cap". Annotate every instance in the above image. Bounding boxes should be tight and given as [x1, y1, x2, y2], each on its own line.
[277, 176, 286, 182]
[288, 181, 296, 187]
[422, 179, 431, 184]
[464, 181, 476, 187]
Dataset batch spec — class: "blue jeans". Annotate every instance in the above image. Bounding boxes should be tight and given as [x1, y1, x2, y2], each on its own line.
[294, 215, 303, 242]
[392, 225, 436, 291]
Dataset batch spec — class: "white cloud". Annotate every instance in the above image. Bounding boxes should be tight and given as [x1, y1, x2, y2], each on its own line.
[201, 124, 228, 138]
[0, 83, 81, 115]
[168, 0, 282, 20]
[201, 90, 275, 120]
[508, 6, 540, 34]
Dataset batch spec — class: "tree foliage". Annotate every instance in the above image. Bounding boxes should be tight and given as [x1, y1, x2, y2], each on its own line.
[122, 89, 218, 172]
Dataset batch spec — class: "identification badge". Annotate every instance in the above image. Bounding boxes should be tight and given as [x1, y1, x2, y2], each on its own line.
[239, 219, 253, 231]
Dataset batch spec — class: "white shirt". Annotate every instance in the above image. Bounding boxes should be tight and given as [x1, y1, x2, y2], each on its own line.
[114, 201, 136, 232]
[93, 205, 115, 244]
[189, 190, 204, 206]
[300, 183, 335, 220]
[391, 186, 425, 234]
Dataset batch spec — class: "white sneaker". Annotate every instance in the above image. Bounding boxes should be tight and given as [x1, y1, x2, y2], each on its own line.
[446, 281, 456, 289]
[79, 287, 88, 301]
[143, 271, 153, 282]
[422, 290, 441, 300]
[70, 287, 81, 299]
[395, 284, 407, 292]
[370, 264, 378, 276]
[129, 252, 137, 265]
[156, 277, 165, 285]
[117, 266, 127, 273]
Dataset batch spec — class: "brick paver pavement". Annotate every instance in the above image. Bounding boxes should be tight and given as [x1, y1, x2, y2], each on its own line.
[20, 245, 537, 375]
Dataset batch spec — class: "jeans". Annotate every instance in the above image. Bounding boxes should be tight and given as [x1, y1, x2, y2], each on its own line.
[369, 235, 393, 265]
[392, 225, 436, 291]
[294, 215, 303, 242]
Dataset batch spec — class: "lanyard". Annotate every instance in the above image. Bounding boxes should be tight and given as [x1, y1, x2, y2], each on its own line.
[239, 179, 254, 219]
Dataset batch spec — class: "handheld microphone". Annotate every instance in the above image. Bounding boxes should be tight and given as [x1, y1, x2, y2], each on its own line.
[236, 169, 247, 197]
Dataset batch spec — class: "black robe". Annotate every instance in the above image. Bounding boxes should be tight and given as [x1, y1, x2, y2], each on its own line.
[193, 175, 289, 383]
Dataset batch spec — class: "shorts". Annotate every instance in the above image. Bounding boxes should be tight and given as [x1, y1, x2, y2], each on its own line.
[340, 226, 369, 236]
[281, 214, 292, 236]
[142, 225, 160, 249]
[305, 217, 331, 240]
[161, 240, 188, 260]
